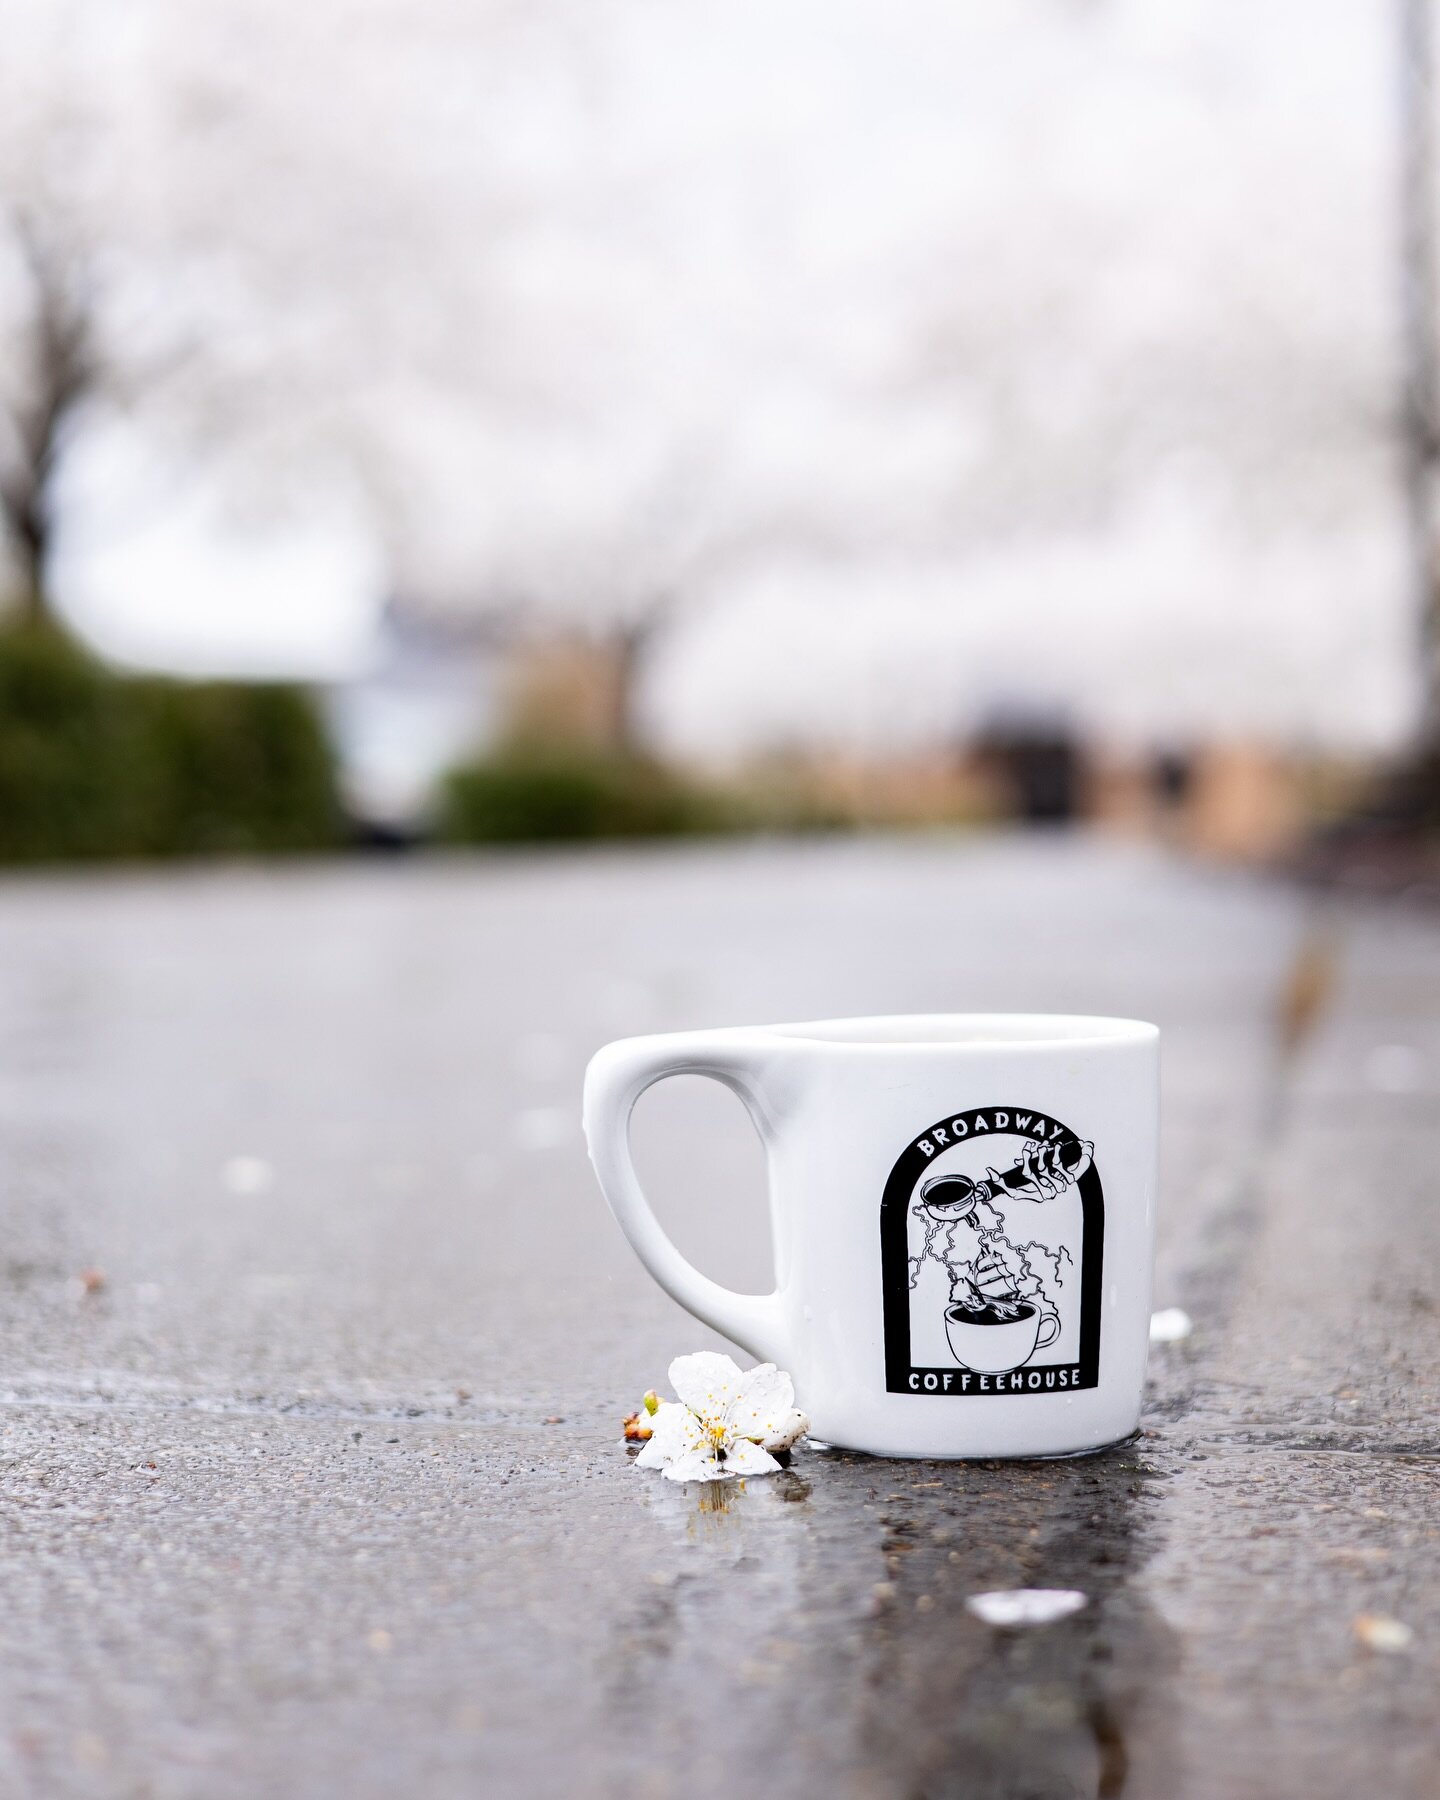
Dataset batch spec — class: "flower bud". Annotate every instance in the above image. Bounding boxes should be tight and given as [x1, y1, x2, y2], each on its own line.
[621, 1409, 654, 1442]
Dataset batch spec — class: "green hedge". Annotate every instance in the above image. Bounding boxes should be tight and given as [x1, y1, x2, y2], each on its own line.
[438, 747, 728, 844]
[0, 624, 340, 861]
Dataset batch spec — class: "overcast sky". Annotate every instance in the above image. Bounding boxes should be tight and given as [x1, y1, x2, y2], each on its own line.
[0, 0, 1421, 754]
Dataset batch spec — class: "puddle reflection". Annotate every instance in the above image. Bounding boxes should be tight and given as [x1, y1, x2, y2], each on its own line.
[604, 1442, 1179, 1798]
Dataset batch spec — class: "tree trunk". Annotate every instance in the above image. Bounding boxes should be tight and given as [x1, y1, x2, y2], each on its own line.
[607, 623, 647, 755]
[605, 598, 677, 755]
[1, 220, 93, 632]
[10, 486, 48, 627]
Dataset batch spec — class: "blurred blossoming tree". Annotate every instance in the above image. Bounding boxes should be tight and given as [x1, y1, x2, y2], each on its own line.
[0, 0, 1424, 766]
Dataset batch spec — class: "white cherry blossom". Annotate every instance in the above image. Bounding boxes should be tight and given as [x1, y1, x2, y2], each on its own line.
[634, 1352, 808, 1482]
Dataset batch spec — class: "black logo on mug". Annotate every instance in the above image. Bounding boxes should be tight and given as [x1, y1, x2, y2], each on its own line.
[880, 1107, 1104, 1396]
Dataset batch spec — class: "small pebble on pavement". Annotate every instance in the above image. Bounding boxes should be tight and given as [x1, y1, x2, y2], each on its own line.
[1353, 1615, 1414, 1654]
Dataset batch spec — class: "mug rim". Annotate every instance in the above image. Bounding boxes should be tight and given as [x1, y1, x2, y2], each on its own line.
[760, 1012, 1158, 1051]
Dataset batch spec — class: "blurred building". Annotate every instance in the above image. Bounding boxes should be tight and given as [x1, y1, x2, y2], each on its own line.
[324, 604, 503, 837]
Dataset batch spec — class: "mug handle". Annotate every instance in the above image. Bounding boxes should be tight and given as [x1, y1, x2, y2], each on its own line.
[583, 1031, 793, 1368]
[1035, 1308, 1061, 1351]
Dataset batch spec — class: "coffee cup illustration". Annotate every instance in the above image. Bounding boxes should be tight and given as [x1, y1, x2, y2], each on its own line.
[944, 1296, 1061, 1374]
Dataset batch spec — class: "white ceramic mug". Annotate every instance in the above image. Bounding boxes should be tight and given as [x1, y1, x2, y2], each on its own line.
[583, 1014, 1159, 1459]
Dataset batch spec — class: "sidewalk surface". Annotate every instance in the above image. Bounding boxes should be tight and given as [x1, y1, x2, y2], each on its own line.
[0, 837, 1435, 1799]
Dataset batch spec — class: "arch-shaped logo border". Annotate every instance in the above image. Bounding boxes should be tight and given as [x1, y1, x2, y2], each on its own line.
[880, 1106, 1104, 1396]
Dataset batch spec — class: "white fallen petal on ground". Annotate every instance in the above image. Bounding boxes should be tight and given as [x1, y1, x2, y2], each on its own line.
[1149, 1307, 1194, 1344]
[1353, 1614, 1414, 1653]
[965, 1589, 1088, 1627]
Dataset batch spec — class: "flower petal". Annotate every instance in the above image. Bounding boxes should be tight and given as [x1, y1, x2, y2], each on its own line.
[761, 1409, 809, 1453]
[634, 1434, 668, 1469]
[647, 1402, 704, 1452]
[965, 1589, 1088, 1627]
[729, 1363, 795, 1438]
[661, 1449, 728, 1483]
[723, 1439, 781, 1476]
[634, 1403, 704, 1470]
[668, 1352, 745, 1422]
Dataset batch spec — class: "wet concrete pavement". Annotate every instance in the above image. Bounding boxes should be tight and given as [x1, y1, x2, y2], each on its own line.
[0, 837, 1434, 1798]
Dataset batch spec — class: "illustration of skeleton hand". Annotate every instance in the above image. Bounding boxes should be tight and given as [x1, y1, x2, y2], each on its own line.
[1003, 1137, 1093, 1202]
[921, 1136, 1094, 1222]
